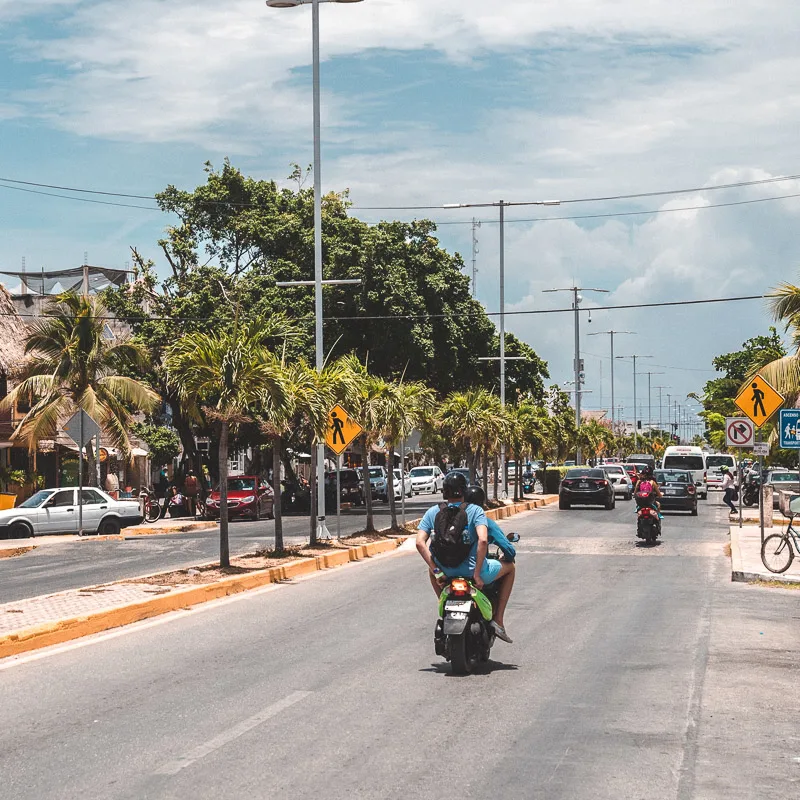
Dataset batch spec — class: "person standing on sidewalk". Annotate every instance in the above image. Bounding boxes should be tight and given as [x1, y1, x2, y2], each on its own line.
[721, 465, 737, 514]
[184, 470, 199, 517]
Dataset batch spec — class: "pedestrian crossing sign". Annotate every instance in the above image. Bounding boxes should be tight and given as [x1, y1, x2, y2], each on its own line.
[734, 374, 785, 428]
[325, 404, 363, 455]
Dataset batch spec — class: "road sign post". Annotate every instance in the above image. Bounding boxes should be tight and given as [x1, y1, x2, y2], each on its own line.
[325, 405, 363, 539]
[64, 410, 101, 536]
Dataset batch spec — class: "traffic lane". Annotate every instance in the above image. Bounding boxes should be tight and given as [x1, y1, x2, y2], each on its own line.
[0, 497, 436, 605]
[2, 508, 735, 799]
[521, 489, 723, 543]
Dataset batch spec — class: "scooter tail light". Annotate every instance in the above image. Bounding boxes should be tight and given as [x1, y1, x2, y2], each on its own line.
[450, 579, 470, 595]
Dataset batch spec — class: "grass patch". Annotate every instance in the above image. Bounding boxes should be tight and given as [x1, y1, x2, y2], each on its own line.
[752, 579, 800, 590]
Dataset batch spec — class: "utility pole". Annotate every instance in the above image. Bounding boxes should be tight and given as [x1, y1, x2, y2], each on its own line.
[616, 354, 652, 451]
[471, 218, 481, 298]
[653, 385, 669, 439]
[544, 286, 609, 464]
[644, 372, 664, 438]
[588, 330, 634, 444]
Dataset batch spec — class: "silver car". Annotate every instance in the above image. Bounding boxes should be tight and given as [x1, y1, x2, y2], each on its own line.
[765, 470, 800, 509]
[409, 466, 444, 494]
[0, 487, 144, 539]
[602, 464, 634, 500]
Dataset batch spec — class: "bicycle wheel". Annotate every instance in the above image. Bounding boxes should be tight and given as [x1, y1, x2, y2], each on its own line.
[761, 534, 794, 574]
[145, 500, 161, 524]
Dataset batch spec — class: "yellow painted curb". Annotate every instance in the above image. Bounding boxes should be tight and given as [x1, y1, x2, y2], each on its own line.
[0, 539, 406, 660]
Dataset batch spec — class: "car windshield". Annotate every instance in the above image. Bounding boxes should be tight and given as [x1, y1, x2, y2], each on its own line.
[227, 478, 255, 492]
[706, 456, 735, 469]
[655, 471, 690, 484]
[393, 470, 403, 478]
[410, 468, 433, 477]
[770, 472, 799, 482]
[18, 490, 54, 509]
[566, 469, 605, 479]
[369, 468, 383, 478]
[663, 455, 705, 471]
[603, 466, 624, 474]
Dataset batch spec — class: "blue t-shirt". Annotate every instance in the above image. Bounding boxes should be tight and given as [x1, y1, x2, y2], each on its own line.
[419, 502, 488, 575]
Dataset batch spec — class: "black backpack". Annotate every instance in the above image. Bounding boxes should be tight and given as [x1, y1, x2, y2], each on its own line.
[430, 502, 472, 567]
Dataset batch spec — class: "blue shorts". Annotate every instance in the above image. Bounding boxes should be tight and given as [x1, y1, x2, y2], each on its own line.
[441, 557, 503, 585]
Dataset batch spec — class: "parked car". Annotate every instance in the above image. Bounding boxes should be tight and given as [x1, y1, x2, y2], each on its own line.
[559, 468, 615, 510]
[325, 468, 364, 507]
[602, 464, 633, 500]
[206, 476, 274, 520]
[392, 469, 413, 500]
[0, 487, 143, 539]
[409, 465, 445, 494]
[654, 469, 698, 515]
[369, 466, 389, 501]
[764, 470, 800, 509]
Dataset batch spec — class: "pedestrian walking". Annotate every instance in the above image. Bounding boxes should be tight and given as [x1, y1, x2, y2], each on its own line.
[184, 469, 199, 517]
[721, 465, 737, 514]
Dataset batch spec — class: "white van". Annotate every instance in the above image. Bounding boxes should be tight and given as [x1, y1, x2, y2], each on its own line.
[705, 453, 737, 490]
[661, 446, 708, 499]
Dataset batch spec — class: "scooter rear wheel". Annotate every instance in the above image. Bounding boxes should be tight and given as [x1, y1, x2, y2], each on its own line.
[448, 633, 476, 675]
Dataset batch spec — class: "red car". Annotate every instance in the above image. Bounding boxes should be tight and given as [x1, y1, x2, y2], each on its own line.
[622, 463, 640, 483]
[206, 476, 274, 521]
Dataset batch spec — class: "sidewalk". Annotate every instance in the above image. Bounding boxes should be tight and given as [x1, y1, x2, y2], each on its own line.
[0, 517, 217, 554]
[730, 525, 800, 584]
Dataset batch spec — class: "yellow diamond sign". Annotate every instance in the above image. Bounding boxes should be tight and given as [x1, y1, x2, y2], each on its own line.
[734, 374, 785, 428]
[325, 404, 363, 456]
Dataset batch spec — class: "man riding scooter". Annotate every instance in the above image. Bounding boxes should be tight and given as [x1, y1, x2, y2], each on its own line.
[416, 472, 516, 643]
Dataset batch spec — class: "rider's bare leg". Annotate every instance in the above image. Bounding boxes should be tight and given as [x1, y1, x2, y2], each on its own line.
[491, 562, 516, 628]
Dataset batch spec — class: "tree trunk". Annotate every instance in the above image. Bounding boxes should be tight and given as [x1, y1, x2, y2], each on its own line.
[514, 446, 521, 500]
[218, 421, 230, 568]
[492, 454, 499, 502]
[309, 446, 318, 545]
[272, 434, 284, 552]
[386, 444, 398, 530]
[360, 436, 375, 532]
[481, 447, 489, 498]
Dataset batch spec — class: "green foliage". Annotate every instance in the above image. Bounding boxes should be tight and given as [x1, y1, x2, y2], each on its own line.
[131, 423, 181, 467]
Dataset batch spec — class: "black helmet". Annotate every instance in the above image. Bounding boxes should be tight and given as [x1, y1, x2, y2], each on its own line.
[442, 471, 467, 500]
[641, 465, 653, 478]
[464, 485, 486, 508]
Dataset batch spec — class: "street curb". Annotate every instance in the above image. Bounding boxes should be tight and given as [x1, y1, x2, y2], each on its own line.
[0, 537, 406, 659]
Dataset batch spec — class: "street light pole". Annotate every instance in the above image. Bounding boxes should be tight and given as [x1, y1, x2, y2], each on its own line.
[588, 330, 634, 440]
[653, 385, 669, 438]
[644, 372, 664, 438]
[267, 0, 365, 541]
[543, 286, 608, 464]
[444, 197, 560, 496]
[616, 354, 652, 451]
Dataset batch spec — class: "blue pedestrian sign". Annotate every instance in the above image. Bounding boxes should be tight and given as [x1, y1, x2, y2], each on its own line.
[779, 409, 800, 448]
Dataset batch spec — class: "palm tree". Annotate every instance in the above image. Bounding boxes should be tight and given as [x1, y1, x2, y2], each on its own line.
[1, 292, 159, 479]
[165, 319, 287, 567]
[438, 388, 498, 486]
[378, 380, 435, 529]
[753, 284, 800, 400]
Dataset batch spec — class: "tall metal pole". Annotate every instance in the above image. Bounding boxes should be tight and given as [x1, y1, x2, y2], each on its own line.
[312, 0, 327, 541]
[573, 289, 582, 464]
[632, 355, 638, 450]
[499, 201, 507, 496]
[78, 411, 84, 536]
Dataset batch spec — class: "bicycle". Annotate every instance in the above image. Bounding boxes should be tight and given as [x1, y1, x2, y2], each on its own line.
[761, 515, 800, 574]
[138, 487, 163, 524]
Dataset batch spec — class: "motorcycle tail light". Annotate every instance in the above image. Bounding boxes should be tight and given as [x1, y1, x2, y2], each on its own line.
[450, 579, 470, 595]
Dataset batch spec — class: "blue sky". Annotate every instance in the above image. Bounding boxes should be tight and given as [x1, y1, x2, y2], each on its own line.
[2, 0, 800, 425]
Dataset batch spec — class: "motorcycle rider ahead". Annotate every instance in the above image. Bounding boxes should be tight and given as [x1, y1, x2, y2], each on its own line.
[416, 472, 516, 643]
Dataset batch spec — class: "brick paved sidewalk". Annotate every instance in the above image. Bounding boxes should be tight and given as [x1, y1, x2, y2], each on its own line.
[0, 581, 179, 637]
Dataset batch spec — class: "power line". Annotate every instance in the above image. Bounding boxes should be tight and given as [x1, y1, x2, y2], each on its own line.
[0, 181, 159, 211]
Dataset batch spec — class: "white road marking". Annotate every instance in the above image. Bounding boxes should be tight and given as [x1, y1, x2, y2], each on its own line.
[154, 691, 312, 776]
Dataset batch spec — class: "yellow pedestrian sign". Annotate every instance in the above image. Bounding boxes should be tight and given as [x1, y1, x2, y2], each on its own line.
[734, 374, 785, 428]
[325, 404, 363, 455]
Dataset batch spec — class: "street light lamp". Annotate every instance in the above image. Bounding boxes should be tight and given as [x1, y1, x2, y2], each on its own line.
[442, 197, 560, 496]
[267, 0, 366, 541]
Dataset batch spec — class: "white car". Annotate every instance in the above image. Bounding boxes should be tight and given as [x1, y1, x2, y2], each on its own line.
[602, 465, 634, 500]
[409, 466, 444, 495]
[0, 487, 144, 539]
[393, 469, 413, 500]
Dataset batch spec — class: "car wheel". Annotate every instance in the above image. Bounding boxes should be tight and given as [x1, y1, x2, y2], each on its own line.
[98, 517, 121, 536]
[8, 521, 33, 539]
[691, 505, 698, 516]
[558, 498, 570, 510]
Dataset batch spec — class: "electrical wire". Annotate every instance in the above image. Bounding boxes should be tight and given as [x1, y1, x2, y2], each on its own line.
[0, 181, 159, 211]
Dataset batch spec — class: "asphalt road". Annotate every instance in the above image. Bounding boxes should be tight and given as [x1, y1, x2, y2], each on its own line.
[2, 493, 799, 799]
[0, 497, 436, 604]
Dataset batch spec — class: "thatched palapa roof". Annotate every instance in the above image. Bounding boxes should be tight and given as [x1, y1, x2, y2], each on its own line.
[0, 284, 27, 375]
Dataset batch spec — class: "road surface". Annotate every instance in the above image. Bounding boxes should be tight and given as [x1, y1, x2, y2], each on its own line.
[2, 494, 797, 799]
